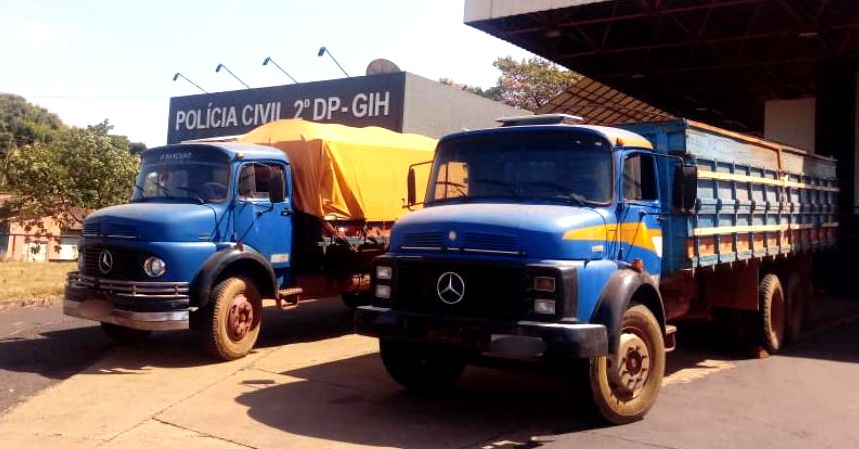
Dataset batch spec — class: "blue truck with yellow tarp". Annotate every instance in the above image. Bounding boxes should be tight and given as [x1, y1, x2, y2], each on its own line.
[355, 115, 838, 424]
[64, 119, 436, 360]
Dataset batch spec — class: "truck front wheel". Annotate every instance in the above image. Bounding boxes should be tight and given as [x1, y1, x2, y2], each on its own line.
[379, 338, 466, 392]
[574, 304, 665, 425]
[203, 276, 262, 361]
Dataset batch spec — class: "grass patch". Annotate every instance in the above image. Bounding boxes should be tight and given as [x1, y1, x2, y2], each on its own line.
[0, 261, 76, 310]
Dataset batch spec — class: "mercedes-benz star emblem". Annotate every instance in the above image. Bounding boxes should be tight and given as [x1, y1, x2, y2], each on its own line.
[98, 249, 114, 274]
[436, 272, 465, 305]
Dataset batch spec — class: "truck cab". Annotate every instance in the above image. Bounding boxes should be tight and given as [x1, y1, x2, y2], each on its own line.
[65, 143, 295, 359]
[356, 115, 696, 424]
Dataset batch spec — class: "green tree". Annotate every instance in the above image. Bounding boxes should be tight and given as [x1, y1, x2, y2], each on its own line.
[0, 94, 65, 187]
[130, 142, 148, 155]
[493, 56, 580, 111]
[5, 120, 139, 227]
[438, 78, 501, 102]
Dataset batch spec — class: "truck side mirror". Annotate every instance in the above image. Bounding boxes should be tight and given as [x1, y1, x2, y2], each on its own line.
[407, 167, 416, 206]
[673, 164, 698, 212]
[269, 168, 286, 203]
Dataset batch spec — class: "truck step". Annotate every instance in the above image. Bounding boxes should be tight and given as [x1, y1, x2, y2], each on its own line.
[664, 324, 677, 352]
[276, 288, 304, 310]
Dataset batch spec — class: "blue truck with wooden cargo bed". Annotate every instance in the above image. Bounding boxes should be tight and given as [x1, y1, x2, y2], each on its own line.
[355, 115, 838, 424]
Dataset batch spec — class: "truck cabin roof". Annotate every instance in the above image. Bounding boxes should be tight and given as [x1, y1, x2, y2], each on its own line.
[141, 142, 290, 164]
[440, 122, 654, 151]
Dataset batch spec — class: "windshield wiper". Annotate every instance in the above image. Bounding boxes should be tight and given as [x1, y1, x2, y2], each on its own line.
[174, 186, 206, 204]
[522, 181, 589, 207]
[434, 180, 468, 197]
[131, 183, 149, 202]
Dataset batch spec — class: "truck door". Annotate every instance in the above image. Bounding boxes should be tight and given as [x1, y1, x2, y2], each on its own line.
[233, 162, 293, 271]
[620, 151, 663, 277]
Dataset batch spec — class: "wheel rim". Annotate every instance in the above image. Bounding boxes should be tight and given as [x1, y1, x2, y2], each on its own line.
[770, 288, 786, 346]
[610, 330, 651, 399]
[227, 293, 254, 342]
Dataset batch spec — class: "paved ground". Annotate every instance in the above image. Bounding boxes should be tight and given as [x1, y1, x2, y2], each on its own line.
[0, 297, 857, 449]
[0, 306, 107, 413]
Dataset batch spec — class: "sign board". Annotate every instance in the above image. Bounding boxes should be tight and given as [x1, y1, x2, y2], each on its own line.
[168, 72, 406, 143]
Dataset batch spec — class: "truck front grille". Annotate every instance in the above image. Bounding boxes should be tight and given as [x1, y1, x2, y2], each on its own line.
[392, 260, 526, 319]
[81, 245, 145, 279]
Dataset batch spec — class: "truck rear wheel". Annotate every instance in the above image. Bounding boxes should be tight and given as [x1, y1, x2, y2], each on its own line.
[379, 338, 466, 392]
[101, 322, 151, 345]
[575, 304, 665, 425]
[203, 276, 262, 361]
[758, 273, 786, 353]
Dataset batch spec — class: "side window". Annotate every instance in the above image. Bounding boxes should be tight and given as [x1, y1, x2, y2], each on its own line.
[623, 153, 658, 201]
[434, 161, 469, 200]
[239, 163, 285, 200]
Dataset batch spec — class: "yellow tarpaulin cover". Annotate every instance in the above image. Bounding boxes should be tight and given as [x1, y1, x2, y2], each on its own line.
[239, 119, 437, 222]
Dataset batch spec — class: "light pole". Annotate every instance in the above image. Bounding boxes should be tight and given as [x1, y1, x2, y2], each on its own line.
[317, 46, 350, 77]
[262, 56, 298, 83]
[172, 72, 208, 93]
[215, 64, 251, 89]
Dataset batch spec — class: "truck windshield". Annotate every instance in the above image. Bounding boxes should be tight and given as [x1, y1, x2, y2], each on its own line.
[131, 161, 230, 203]
[427, 130, 613, 205]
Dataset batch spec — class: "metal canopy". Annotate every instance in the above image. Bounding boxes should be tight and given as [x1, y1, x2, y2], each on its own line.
[467, 0, 859, 133]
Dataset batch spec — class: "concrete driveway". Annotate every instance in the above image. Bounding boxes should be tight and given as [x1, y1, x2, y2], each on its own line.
[0, 298, 857, 449]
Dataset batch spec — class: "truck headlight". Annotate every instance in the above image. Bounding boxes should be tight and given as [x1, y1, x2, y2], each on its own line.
[375, 284, 391, 299]
[375, 265, 392, 280]
[143, 257, 166, 278]
[533, 299, 556, 315]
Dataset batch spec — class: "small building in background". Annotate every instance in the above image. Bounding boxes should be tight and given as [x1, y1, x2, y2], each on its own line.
[0, 196, 85, 263]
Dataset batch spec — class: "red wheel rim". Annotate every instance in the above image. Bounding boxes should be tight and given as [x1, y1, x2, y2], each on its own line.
[227, 293, 254, 342]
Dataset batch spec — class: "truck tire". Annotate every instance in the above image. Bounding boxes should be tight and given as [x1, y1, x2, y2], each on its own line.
[202, 276, 262, 361]
[341, 291, 371, 309]
[574, 304, 665, 425]
[758, 273, 786, 353]
[101, 322, 151, 345]
[379, 338, 466, 392]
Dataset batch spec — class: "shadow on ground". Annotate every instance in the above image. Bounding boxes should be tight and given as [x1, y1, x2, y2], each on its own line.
[0, 298, 356, 378]
[230, 300, 859, 449]
[236, 352, 599, 449]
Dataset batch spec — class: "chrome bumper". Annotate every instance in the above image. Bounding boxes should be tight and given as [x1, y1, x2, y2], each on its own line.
[355, 305, 608, 358]
[64, 272, 190, 331]
[68, 272, 190, 299]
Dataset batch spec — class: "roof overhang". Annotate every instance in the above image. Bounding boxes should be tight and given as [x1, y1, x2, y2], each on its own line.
[466, 0, 859, 133]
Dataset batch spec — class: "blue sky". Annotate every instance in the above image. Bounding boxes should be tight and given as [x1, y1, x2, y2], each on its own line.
[0, 0, 533, 147]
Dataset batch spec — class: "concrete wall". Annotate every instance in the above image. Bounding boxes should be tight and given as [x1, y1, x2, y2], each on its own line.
[764, 98, 816, 152]
[402, 73, 525, 138]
